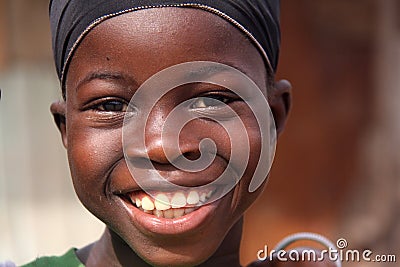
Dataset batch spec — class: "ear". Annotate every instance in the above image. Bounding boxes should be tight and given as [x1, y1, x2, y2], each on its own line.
[50, 101, 67, 148]
[269, 79, 292, 135]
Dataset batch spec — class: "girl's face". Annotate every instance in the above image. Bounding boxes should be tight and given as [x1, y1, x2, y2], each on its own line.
[53, 7, 288, 267]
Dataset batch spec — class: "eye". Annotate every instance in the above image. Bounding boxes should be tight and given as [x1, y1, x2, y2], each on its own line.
[94, 100, 128, 112]
[190, 95, 231, 109]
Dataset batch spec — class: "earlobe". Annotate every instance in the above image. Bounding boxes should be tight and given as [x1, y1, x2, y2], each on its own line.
[50, 101, 68, 148]
[269, 79, 292, 135]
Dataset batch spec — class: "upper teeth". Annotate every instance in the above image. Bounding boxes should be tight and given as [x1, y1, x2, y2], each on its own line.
[187, 191, 200, 205]
[154, 194, 170, 210]
[128, 190, 214, 215]
[141, 196, 154, 211]
[171, 192, 186, 208]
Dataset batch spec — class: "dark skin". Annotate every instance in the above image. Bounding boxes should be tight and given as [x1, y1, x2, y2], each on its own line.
[50, 7, 294, 267]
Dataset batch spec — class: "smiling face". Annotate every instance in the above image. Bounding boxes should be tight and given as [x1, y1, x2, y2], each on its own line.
[51, 7, 290, 267]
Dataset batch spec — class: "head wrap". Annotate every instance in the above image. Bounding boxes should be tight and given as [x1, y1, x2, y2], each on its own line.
[49, 0, 280, 85]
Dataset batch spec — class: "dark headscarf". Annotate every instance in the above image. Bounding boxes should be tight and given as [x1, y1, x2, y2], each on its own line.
[49, 0, 280, 84]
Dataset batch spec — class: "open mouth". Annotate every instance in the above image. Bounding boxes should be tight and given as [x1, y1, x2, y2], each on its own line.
[116, 185, 231, 235]
[121, 188, 215, 219]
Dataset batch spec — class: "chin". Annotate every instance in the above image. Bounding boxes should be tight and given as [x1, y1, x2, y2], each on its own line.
[125, 234, 224, 267]
[144, 253, 212, 267]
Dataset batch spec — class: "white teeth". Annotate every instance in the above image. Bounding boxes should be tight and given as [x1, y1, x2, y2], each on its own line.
[141, 196, 155, 211]
[135, 198, 141, 208]
[129, 189, 215, 218]
[154, 194, 171, 211]
[171, 192, 186, 208]
[200, 193, 207, 202]
[163, 209, 175, 219]
[173, 208, 185, 218]
[186, 191, 200, 205]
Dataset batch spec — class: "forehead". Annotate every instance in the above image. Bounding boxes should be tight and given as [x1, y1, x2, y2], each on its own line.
[66, 7, 266, 91]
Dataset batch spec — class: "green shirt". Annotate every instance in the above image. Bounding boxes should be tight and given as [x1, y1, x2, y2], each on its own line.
[20, 249, 84, 267]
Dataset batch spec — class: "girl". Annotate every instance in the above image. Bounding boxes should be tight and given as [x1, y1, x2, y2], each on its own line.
[16, 0, 333, 266]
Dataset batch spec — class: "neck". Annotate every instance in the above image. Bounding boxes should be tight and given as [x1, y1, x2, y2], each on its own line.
[79, 218, 243, 267]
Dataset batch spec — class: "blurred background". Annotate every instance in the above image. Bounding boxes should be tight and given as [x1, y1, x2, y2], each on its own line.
[0, 0, 399, 266]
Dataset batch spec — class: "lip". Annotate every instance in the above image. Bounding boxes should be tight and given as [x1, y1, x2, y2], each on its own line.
[117, 191, 228, 236]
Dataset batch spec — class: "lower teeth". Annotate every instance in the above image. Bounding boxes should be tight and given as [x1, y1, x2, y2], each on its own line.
[139, 207, 197, 219]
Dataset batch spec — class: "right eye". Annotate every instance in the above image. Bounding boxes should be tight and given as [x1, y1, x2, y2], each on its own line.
[92, 99, 128, 112]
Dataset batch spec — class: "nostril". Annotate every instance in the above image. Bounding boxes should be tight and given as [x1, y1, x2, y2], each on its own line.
[127, 156, 178, 171]
[127, 152, 203, 172]
[181, 151, 201, 161]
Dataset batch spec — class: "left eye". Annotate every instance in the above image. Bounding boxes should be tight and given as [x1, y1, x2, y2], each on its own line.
[190, 96, 231, 109]
[95, 100, 128, 112]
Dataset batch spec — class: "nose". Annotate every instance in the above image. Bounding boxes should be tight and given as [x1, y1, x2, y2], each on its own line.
[127, 131, 203, 167]
[123, 102, 223, 190]
[124, 109, 203, 169]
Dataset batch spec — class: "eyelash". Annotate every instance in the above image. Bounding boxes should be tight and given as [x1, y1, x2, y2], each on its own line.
[89, 98, 129, 113]
[190, 93, 240, 109]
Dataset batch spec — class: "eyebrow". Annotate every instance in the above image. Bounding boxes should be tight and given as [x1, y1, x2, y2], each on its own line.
[75, 71, 139, 92]
[185, 63, 251, 81]
[74, 63, 253, 93]
[185, 65, 227, 80]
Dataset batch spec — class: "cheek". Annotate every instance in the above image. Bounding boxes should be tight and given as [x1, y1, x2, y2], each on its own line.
[195, 110, 263, 211]
[225, 112, 262, 180]
[66, 117, 123, 200]
[229, 112, 264, 213]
